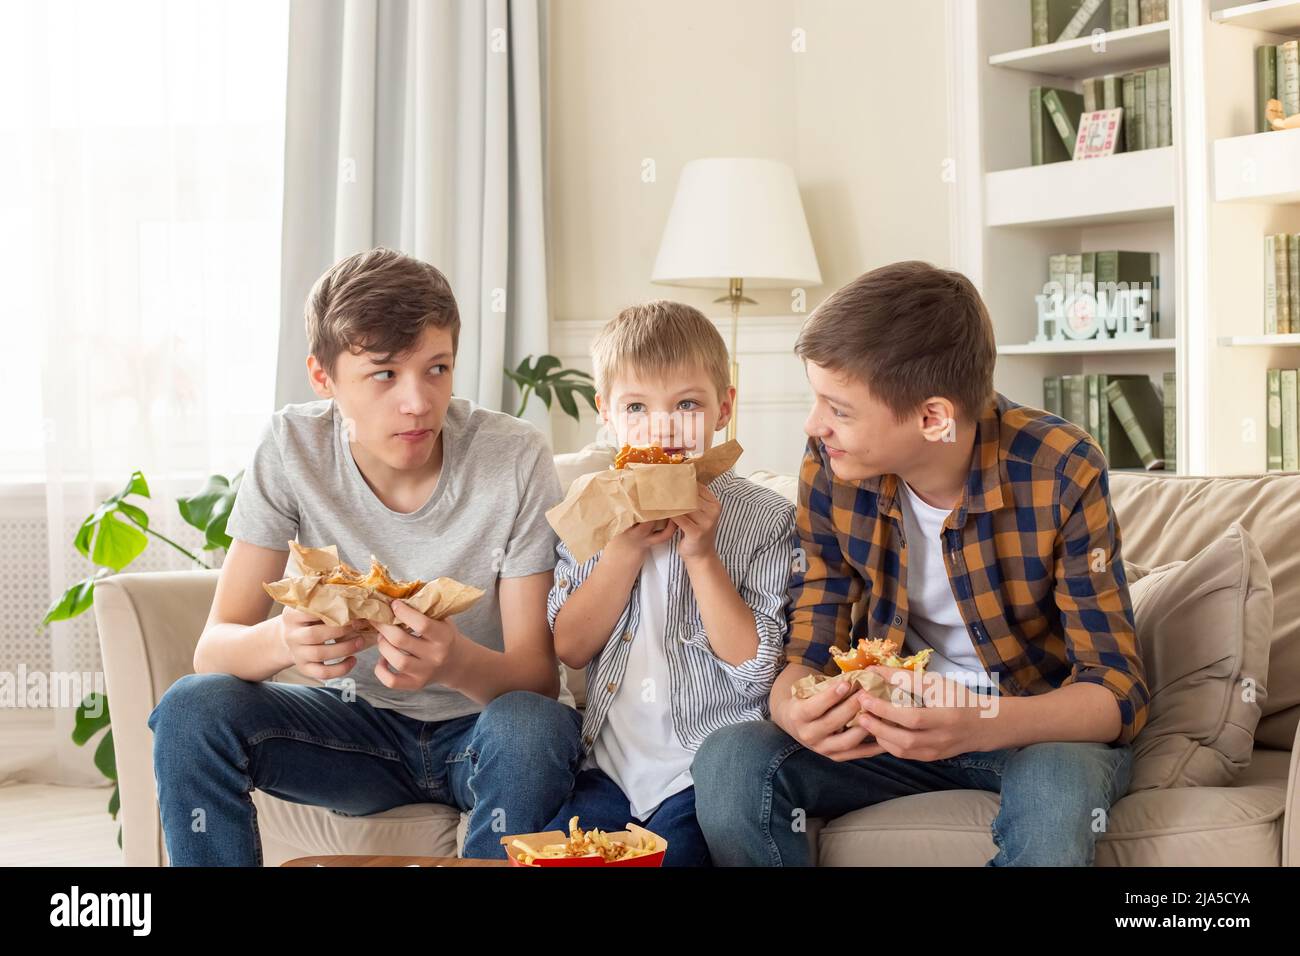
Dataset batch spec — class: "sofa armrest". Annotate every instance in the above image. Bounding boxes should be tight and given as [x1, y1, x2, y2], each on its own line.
[92, 569, 220, 866]
[1287, 720, 1300, 867]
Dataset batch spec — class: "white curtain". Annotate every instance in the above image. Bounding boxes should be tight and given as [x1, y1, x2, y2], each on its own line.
[276, 0, 552, 435]
[0, 0, 289, 785]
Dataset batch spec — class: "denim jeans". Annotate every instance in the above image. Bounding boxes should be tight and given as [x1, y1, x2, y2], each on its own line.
[692, 719, 1134, 866]
[147, 673, 584, 866]
[544, 766, 712, 867]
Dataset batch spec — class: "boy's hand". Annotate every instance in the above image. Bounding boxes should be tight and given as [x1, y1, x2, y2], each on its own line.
[772, 677, 887, 762]
[277, 607, 373, 681]
[674, 484, 722, 561]
[371, 599, 462, 691]
[852, 665, 997, 761]
[603, 518, 677, 565]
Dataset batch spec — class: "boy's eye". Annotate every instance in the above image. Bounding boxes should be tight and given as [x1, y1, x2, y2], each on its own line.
[430, 364, 449, 375]
[677, 400, 700, 411]
[829, 405, 847, 419]
[625, 402, 645, 414]
[371, 370, 394, 382]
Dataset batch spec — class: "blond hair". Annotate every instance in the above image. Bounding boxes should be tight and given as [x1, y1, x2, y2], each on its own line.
[591, 300, 731, 400]
[306, 247, 460, 379]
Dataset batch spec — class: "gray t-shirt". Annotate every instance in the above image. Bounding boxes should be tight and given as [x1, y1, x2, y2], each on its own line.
[225, 396, 565, 722]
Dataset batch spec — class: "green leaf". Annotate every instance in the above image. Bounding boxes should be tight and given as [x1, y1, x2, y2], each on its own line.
[504, 368, 530, 388]
[90, 511, 148, 571]
[178, 472, 240, 551]
[114, 471, 151, 502]
[42, 574, 101, 626]
[574, 383, 598, 411]
[515, 356, 533, 378]
[116, 502, 149, 531]
[553, 367, 593, 383]
[72, 692, 111, 745]
[555, 384, 579, 420]
[534, 381, 552, 407]
[534, 355, 561, 379]
[108, 785, 120, 819]
[93, 729, 117, 782]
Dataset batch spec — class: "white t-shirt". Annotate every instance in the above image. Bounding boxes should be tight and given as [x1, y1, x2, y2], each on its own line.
[897, 479, 989, 686]
[588, 539, 694, 819]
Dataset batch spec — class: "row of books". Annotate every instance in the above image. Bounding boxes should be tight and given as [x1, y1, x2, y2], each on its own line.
[1043, 373, 1175, 471]
[1263, 234, 1300, 334]
[1254, 41, 1299, 133]
[1030, 0, 1168, 46]
[1267, 369, 1300, 471]
[1046, 250, 1160, 322]
[1030, 67, 1171, 165]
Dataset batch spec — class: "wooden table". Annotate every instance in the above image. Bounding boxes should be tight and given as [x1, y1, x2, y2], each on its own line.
[282, 854, 509, 867]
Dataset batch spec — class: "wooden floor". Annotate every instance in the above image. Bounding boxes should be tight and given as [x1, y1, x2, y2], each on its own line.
[0, 781, 123, 866]
[0, 711, 122, 866]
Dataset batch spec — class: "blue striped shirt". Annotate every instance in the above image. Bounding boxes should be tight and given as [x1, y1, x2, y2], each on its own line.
[547, 467, 796, 753]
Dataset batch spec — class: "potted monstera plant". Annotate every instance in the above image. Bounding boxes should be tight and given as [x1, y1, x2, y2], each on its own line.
[41, 470, 240, 847]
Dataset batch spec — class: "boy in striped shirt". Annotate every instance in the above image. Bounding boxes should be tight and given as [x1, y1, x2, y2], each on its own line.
[544, 301, 796, 866]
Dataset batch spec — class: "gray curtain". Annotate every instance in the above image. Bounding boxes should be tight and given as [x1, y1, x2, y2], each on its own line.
[276, 0, 551, 436]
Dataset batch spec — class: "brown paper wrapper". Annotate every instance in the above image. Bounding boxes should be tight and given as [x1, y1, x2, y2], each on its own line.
[261, 541, 484, 628]
[545, 440, 744, 563]
[791, 669, 924, 731]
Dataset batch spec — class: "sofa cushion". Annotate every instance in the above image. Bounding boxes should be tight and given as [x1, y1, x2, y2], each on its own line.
[1124, 523, 1272, 791]
[1109, 471, 1300, 751]
[816, 747, 1288, 866]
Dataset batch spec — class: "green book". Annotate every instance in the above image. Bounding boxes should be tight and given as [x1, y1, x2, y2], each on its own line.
[1276, 234, 1291, 334]
[1063, 374, 1088, 429]
[1157, 65, 1171, 147]
[1098, 373, 1151, 467]
[1047, 0, 1088, 43]
[1268, 368, 1283, 471]
[1043, 376, 1063, 417]
[1057, 0, 1107, 42]
[1095, 250, 1156, 327]
[1111, 0, 1128, 30]
[1105, 377, 1165, 469]
[1283, 369, 1299, 471]
[1030, 88, 1076, 165]
[1258, 45, 1278, 134]
[1122, 73, 1136, 152]
[1282, 40, 1300, 118]
[1163, 371, 1176, 473]
[1144, 67, 1159, 150]
[1265, 235, 1278, 334]
[1032, 0, 1050, 46]
[1086, 374, 1101, 442]
[1102, 73, 1120, 110]
[1043, 88, 1085, 157]
[1133, 71, 1147, 150]
[1289, 235, 1299, 333]
[1083, 77, 1101, 113]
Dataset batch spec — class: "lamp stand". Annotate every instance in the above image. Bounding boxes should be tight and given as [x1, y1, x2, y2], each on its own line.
[714, 277, 755, 442]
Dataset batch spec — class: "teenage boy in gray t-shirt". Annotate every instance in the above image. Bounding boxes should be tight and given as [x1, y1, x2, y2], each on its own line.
[148, 247, 582, 865]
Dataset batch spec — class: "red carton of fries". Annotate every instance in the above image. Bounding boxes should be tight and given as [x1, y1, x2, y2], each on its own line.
[501, 818, 667, 867]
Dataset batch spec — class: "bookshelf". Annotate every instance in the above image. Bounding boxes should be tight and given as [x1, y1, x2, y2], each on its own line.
[949, 0, 1300, 476]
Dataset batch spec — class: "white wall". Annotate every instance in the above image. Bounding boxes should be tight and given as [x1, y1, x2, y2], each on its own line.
[544, 0, 956, 476]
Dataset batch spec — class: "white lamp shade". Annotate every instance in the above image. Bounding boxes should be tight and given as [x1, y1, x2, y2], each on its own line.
[651, 157, 822, 290]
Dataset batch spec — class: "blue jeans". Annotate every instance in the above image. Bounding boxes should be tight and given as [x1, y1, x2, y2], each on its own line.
[692, 720, 1134, 866]
[544, 767, 712, 867]
[147, 673, 584, 866]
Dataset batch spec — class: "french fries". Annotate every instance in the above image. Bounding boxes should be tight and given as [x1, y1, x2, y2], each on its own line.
[509, 816, 660, 865]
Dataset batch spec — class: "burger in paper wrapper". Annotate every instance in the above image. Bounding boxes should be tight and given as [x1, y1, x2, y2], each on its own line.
[545, 439, 743, 564]
[791, 638, 933, 731]
[261, 540, 483, 628]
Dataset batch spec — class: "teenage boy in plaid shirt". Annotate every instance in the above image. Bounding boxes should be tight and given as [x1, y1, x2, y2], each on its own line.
[693, 260, 1150, 867]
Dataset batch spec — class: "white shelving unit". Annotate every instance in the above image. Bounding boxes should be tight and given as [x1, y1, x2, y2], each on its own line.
[948, 0, 1300, 476]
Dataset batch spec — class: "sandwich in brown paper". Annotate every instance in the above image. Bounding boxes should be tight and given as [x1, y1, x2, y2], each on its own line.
[545, 440, 744, 564]
[791, 639, 932, 731]
[261, 540, 483, 628]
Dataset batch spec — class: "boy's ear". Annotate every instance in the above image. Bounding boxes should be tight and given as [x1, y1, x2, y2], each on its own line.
[918, 397, 958, 444]
[714, 385, 737, 432]
[305, 354, 333, 399]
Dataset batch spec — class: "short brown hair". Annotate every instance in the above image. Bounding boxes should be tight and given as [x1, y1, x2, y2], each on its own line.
[795, 260, 996, 424]
[305, 247, 460, 379]
[591, 300, 731, 400]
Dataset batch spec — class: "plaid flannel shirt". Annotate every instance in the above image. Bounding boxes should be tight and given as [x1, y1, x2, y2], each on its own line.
[785, 391, 1151, 746]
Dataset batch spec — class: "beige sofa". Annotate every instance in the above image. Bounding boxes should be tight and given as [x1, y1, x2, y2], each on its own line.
[94, 450, 1300, 866]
